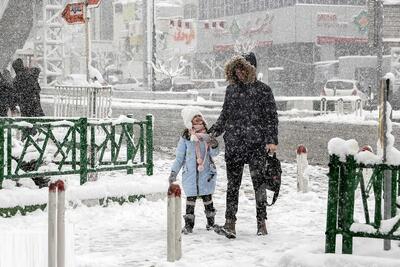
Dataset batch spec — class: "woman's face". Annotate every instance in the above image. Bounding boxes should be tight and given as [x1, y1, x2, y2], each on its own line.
[235, 67, 246, 82]
[191, 115, 204, 127]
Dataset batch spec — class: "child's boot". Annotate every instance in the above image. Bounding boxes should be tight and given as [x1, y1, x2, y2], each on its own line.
[182, 214, 195, 234]
[205, 209, 216, 230]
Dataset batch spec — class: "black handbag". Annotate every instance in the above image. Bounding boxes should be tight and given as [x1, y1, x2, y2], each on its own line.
[264, 152, 282, 206]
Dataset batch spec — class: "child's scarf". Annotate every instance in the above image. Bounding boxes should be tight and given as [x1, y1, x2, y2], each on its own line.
[190, 124, 209, 172]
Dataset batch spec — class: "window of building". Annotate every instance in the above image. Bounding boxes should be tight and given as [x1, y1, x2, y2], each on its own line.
[224, 0, 234, 16]
[199, 0, 208, 19]
[184, 4, 198, 19]
[240, 0, 251, 14]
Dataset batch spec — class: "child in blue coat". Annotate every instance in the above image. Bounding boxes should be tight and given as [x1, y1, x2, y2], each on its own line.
[169, 107, 219, 234]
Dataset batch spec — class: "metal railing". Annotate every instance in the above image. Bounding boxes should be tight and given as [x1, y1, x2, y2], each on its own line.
[325, 155, 400, 254]
[54, 85, 112, 118]
[0, 115, 153, 189]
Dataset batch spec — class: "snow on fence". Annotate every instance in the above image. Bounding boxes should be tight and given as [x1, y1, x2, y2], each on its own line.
[54, 85, 112, 118]
[325, 138, 400, 254]
[0, 115, 153, 189]
[167, 184, 182, 262]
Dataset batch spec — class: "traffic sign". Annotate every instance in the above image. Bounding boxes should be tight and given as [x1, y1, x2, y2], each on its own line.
[87, 0, 102, 8]
[61, 3, 85, 24]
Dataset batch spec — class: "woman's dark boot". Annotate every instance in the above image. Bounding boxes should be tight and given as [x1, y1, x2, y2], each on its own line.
[182, 214, 195, 234]
[257, 220, 268, 236]
[214, 219, 236, 239]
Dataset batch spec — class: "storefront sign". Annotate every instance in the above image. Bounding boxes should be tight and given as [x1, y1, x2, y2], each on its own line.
[213, 40, 273, 52]
[317, 12, 347, 28]
[316, 36, 368, 45]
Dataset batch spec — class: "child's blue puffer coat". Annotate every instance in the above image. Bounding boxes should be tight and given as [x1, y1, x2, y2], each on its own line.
[171, 137, 219, 197]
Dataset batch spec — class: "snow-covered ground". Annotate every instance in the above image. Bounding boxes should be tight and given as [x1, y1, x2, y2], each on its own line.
[0, 151, 399, 267]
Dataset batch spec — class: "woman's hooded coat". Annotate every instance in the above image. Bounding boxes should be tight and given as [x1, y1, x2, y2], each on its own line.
[210, 55, 279, 163]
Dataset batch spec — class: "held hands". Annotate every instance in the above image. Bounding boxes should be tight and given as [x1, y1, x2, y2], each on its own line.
[266, 144, 278, 154]
[208, 135, 219, 148]
[169, 171, 177, 184]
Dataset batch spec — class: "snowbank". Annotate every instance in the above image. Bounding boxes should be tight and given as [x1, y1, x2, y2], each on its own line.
[279, 251, 400, 267]
[0, 171, 167, 209]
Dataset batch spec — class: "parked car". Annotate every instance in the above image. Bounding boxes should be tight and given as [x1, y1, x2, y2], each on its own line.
[321, 79, 367, 100]
[112, 77, 144, 91]
[154, 76, 195, 91]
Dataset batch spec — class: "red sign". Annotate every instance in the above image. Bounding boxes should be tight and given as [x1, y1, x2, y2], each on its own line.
[87, 0, 101, 8]
[61, 3, 85, 24]
[316, 36, 368, 45]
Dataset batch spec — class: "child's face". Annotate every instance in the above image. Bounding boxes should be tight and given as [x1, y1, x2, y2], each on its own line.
[192, 115, 204, 127]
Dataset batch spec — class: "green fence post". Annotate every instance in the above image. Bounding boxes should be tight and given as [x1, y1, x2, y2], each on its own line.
[325, 155, 340, 253]
[140, 124, 145, 163]
[111, 124, 116, 163]
[79, 118, 88, 185]
[90, 124, 96, 170]
[373, 169, 383, 228]
[7, 126, 11, 178]
[146, 114, 153, 176]
[342, 156, 357, 254]
[391, 170, 397, 218]
[126, 114, 134, 175]
[0, 120, 4, 189]
[72, 125, 77, 171]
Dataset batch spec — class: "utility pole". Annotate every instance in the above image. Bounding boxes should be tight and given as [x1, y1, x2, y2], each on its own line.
[143, 0, 155, 91]
[85, 0, 91, 83]
[151, 0, 156, 91]
[376, 0, 383, 93]
[375, 0, 392, 251]
[142, 0, 148, 89]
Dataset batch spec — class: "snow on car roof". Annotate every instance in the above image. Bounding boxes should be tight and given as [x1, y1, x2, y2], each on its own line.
[326, 79, 358, 83]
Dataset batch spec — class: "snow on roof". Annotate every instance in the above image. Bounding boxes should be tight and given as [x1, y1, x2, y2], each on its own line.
[313, 60, 338, 66]
[326, 79, 358, 83]
[384, 0, 400, 5]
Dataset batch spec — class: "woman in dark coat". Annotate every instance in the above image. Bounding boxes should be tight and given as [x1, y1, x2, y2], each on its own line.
[209, 52, 279, 238]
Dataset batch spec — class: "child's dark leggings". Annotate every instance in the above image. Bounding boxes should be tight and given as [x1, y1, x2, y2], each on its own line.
[185, 194, 215, 218]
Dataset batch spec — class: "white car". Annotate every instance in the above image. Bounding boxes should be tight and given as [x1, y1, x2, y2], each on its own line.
[321, 79, 367, 100]
[57, 74, 108, 86]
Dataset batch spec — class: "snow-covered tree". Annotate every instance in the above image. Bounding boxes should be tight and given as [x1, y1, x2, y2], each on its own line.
[150, 56, 188, 91]
[234, 38, 257, 54]
[200, 57, 223, 79]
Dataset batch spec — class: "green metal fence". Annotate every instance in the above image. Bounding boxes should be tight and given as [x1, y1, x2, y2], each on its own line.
[325, 155, 400, 254]
[0, 114, 153, 189]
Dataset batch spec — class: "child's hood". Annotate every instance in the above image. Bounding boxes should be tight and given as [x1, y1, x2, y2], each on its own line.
[181, 106, 207, 129]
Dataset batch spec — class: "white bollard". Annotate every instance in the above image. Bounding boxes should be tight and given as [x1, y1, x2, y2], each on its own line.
[296, 145, 309, 193]
[48, 183, 57, 267]
[48, 180, 66, 267]
[167, 184, 182, 262]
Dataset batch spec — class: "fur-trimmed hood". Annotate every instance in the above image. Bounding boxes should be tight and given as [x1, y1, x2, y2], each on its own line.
[224, 55, 257, 85]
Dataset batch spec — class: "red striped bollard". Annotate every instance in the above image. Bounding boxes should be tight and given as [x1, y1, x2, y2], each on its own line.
[296, 145, 309, 193]
[48, 180, 66, 267]
[167, 183, 182, 262]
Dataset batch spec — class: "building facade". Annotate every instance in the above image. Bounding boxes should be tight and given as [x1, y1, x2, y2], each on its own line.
[194, 0, 372, 96]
